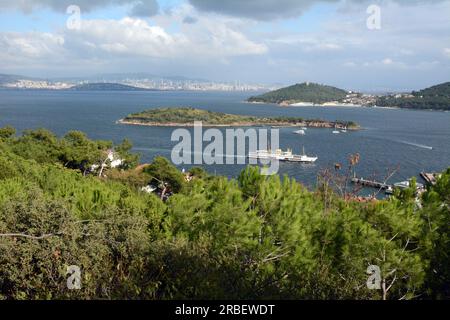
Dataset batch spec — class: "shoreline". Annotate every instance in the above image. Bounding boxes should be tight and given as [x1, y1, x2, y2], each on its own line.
[246, 100, 449, 112]
[288, 101, 362, 107]
[117, 119, 361, 130]
[247, 100, 368, 108]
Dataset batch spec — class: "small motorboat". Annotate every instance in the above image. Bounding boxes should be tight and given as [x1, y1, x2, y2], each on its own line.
[294, 129, 306, 135]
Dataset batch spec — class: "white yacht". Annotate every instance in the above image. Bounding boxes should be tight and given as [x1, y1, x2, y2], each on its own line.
[249, 147, 317, 163]
[393, 180, 424, 190]
[293, 129, 306, 135]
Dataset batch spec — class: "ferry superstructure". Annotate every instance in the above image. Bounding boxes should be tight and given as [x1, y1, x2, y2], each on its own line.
[248, 147, 318, 163]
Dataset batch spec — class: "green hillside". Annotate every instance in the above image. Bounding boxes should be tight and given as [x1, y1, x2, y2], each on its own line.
[376, 82, 450, 110]
[248, 82, 348, 104]
[417, 82, 450, 97]
[0, 125, 448, 299]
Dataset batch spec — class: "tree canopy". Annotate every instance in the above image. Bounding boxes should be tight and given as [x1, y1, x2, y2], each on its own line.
[376, 82, 450, 110]
[0, 126, 448, 300]
[248, 83, 348, 104]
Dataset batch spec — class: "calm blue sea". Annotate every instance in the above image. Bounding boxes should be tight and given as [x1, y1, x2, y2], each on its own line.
[1, 89, 449, 189]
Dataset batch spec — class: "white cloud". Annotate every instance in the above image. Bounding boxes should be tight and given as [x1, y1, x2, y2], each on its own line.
[444, 48, 450, 58]
[71, 17, 266, 58]
[0, 0, 448, 88]
[68, 18, 184, 58]
[360, 58, 440, 71]
[0, 32, 65, 60]
[0, 15, 267, 71]
[343, 61, 357, 67]
[305, 42, 342, 51]
[399, 49, 414, 56]
[268, 36, 342, 52]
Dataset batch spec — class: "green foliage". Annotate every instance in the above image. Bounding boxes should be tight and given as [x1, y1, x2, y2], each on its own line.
[122, 107, 358, 128]
[108, 168, 151, 189]
[115, 138, 139, 170]
[416, 82, 450, 98]
[188, 166, 208, 179]
[144, 156, 186, 193]
[0, 151, 18, 180]
[421, 169, 450, 299]
[2, 128, 138, 176]
[0, 126, 15, 139]
[124, 107, 259, 125]
[248, 82, 348, 104]
[0, 189, 158, 299]
[376, 96, 450, 110]
[60, 131, 108, 173]
[376, 82, 450, 110]
[0, 127, 448, 300]
[10, 128, 62, 164]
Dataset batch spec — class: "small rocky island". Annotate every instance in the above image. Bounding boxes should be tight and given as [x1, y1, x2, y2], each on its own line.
[118, 107, 360, 130]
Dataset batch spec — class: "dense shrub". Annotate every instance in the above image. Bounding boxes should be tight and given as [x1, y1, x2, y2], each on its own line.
[0, 127, 448, 300]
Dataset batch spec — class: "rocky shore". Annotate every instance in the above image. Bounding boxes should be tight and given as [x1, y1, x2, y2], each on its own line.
[117, 119, 360, 130]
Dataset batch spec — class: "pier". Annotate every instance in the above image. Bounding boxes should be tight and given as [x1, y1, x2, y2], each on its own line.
[420, 172, 440, 186]
[351, 177, 391, 190]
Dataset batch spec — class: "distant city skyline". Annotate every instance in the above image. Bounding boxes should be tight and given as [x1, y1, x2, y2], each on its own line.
[0, 72, 280, 92]
[0, 0, 449, 91]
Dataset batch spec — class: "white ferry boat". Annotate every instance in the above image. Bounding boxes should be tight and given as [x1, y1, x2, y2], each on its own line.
[248, 147, 318, 163]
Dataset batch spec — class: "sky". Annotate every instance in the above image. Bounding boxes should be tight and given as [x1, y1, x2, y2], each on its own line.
[0, 0, 449, 91]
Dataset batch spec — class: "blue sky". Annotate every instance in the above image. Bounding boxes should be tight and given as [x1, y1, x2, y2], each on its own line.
[0, 0, 449, 91]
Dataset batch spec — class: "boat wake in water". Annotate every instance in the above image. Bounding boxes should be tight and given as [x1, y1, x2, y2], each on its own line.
[396, 140, 434, 150]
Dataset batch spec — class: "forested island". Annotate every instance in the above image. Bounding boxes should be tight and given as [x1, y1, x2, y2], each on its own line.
[0, 125, 448, 300]
[376, 82, 450, 111]
[248, 81, 450, 110]
[118, 107, 360, 130]
[248, 82, 349, 105]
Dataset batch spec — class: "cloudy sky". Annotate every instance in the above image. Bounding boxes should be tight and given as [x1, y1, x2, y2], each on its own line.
[0, 0, 449, 91]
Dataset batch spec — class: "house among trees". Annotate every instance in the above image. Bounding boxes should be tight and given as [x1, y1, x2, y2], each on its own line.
[91, 149, 124, 176]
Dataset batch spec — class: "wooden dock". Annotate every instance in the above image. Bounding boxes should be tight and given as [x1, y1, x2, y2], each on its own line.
[351, 177, 391, 190]
[420, 172, 440, 186]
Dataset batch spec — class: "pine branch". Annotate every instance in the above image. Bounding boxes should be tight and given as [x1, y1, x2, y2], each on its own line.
[0, 233, 57, 240]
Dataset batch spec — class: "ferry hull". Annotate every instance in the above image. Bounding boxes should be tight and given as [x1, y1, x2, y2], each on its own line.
[248, 151, 318, 163]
